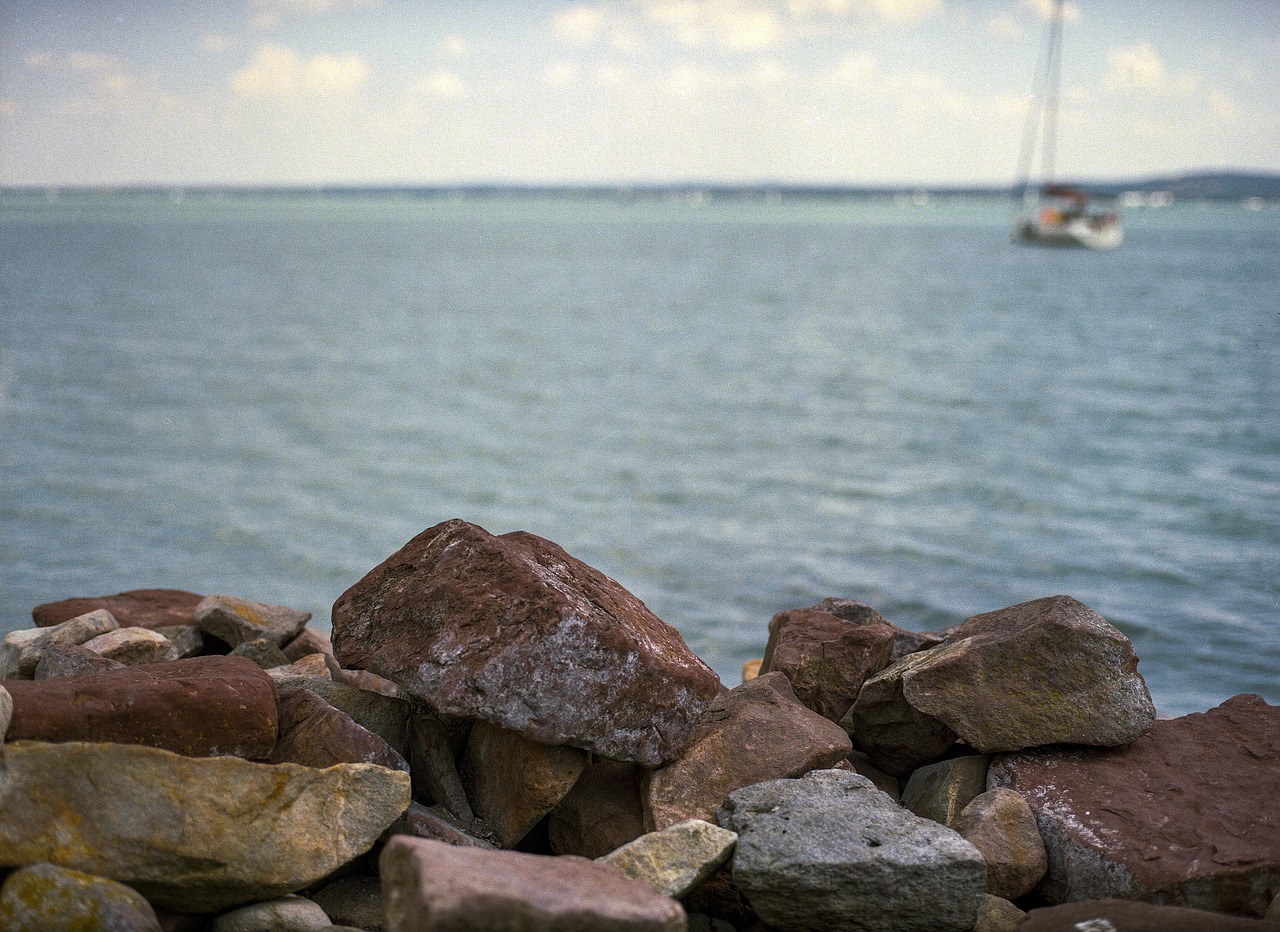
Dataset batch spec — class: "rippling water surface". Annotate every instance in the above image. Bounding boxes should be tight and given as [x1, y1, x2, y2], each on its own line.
[1, 191, 1276, 715]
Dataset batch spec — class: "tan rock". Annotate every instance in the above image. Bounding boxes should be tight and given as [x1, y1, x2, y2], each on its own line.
[973, 894, 1025, 932]
[0, 609, 119, 678]
[210, 894, 332, 931]
[599, 819, 737, 898]
[0, 862, 162, 932]
[900, 754, 990, 828]
[953, 788, 1048, 899]
[193, 594, 311, 647]
[741, 658, 762, 682]
[81, 625, 179, 665]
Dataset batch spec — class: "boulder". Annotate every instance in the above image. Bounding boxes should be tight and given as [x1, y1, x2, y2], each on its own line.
[549, 758, 648, 858]
[989, 694, 1280, 916]
[0, 609, 119, 678]
[0, 740, 410, 913]
[331, 519, 721, 767]
[270, 673, 411, 757]
[900, 754, 990, 828]
[270, 653, 332, 680]
[210, 894, 332, 932]
[599, 819, 737, 898]
[973, 895, 1025, 932]
[759, 607, 895, 722]
[810, 597, 946, 662]
[379, 835, 686, 931]
[33, 588, 202, 629]
[952, 788, 1047, 899]
[270, 687, 409, 772]
[903, 595, 1156, 752]
[5, 654, 279, 758]
[718, 769, 986, 932]
[193, 595, 311, 648]
[844, 649, 957, 776]
[33, 642, 128, 679]
[643, 673, 852, 830]
[310, 875, 385, 932]
[229, 637, 291, 669]
[845, 750, 901, 802]
[81, 625, 180, 665]
[381, 800, 499, 849]
[283, 628, 399, 696]
[0, 862, 163, 932]
[154, 623, 208, 658]
[461, 719, 589, 848]
[1018, 899, 1275, 931]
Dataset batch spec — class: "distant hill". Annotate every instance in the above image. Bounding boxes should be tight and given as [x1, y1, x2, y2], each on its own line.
[1084, 172, 1280, 200]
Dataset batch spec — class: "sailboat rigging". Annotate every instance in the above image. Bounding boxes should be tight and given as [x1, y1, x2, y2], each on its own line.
[1012, 0, 1122, 249]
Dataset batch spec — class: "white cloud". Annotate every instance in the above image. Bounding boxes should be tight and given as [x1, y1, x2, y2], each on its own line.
[411, 71, 465, 99]
[642, 0, 785, 50]
[442, 35, 470, 58]
[1208, 88, 1236, 121]
[251, 0, 380, 29]
[861, 0, 940, 24]
[232, 43, 370, 98]
[1021, 0, 1080, 25]
[554, 5, 612, 45]
[544, 61, 582, 87]
[1105, 42, 1167, 91]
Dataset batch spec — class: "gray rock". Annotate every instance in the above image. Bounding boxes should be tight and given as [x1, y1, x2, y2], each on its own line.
[0, 609, 119, 678]
[973, 894, 1025, 932]
[953, 788, 1048, 900]
[718, 769, 986, 932]
[900, 754, 990, 828]
[193, 594, 311, 648]
[311, 875, 384, 931]
[211, 894, 332, 931]
[229, 637, 291, 669]
[80, 626, 180, 665]
[599, 819, 737, 899]
[845, 649, 957, 776]
[0, 862, 162, 932]
[154, 623, 207, 658]
[33, 642, 128, 679]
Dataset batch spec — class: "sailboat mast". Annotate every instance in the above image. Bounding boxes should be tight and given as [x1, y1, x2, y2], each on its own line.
[1013, 0, 1067, 201]
[1042, 0, 1066, 186]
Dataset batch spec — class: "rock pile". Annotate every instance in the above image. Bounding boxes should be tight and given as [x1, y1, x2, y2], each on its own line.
[1, 517, 1277, 931]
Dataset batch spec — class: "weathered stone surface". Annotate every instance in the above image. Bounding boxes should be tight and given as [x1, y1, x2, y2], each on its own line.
[718, 769, 986, 932]
[283, 628, 400, 695]
[904, 595, 1156, 752]
[81, 625, 180, 666]
[990, 694, 1280, 917]
[461, 719, 589, 848]
[845, 749, 901, 802]
[0, 684, 11, 740]
[0, 740, 410, 913]
[1018, 899, 1275, 931]
[0, 862, 163, 932]
[270, 653, 332, 680]
[381, 800, 499, 849]
[549, 758, 648, 858]
[900, 754, 990, 828]
[811, 597, 946, 663]
[33, 588, 202, 629]
[230, 636, 291, 668]
[741, 658, 762, 681]
[681, 864, 757, 931]
[5, 654, 279, 758]
[599, 819, 737, 899]
[194, 594, 311, 647]
[973, 894, 1025, 932]
[0, 609, 119, 678]
[154, 623, 207, 658]
[408, 710, 473, 822]
[644, 672, 852, 831]
[270, 687, 409, 772]
[211, 894, 332, 932]
[311, 875, 385, 932]
[332, 519, 721, 767]
[380, 835, 686, 931]
[34, 641, 129, 679]
[270, 673, 411, 757]
[953, 788, 1047, 900]
[760, 607, 895, 722]
[845, 649, 957, 776]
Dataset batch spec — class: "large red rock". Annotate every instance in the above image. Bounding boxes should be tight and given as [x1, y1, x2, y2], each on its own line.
[331, 519, 721, 767]
[810, 597, 947, 662]
[1019, 899, 1275, 931]
[269, 687, 408, 772]
[4, 655, 279, 759]
[989, 694, 1280, 917]
[33, 588, 203, 629]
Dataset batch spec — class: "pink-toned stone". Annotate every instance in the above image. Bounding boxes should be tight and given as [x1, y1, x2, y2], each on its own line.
[381, 800, 499, 849]
[269, 687, 408, 772]
[642, 672, 853, 831]
[952, 788, 1048, 899]
[4, 655, 279, 759]
[760, 607, 896, 722]
[810, 597, 947, 662]
[80, 626, 179, 666]
[548, 758, 648, 858]
[989, 694, 1280, 917]
[282, 627, 400, 695]
[1019, 899, 1275, 931]
[331, 519, 721, 767]
[379, 836, 686, 931]
[33, 588, 203, 629]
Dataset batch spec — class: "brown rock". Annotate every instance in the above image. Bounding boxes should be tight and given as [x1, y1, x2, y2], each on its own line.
[1019, 899, 1275, 931]
[270, 687, 409, 772]
[381, 800, 499, 849]
[845, 750, 901, 802]
[193, 595, 311, 647]
[759, 607, 895, 722]
[268, 674, 411, 758]
[845, 649, 958, 776]
[953, 788, 1048, 899]
[900, 754, 990, 828]
[549, 758, 648, 858]
[331, 519, 721, 767]
[33, 588, 203, 629]
[379, 835, 686, 931]
[407, 710, 473, 822]
[282, 628, 401, 695]
[270, 653, 332, 680]
[643, 672, 853, 831]
[33, 642, 127, 679]
[5, 654, 279, 759]
[811, 597, 946, 662]
[461, 719, 589, 848]
[989, 694, 1280, 917]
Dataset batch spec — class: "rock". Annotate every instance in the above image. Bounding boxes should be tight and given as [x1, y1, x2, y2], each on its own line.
[903, 595, 1156, 753]
[973, 894, 1025, 932]
[211, 894, 332, 932]
[845, 750, 901, 802]
[380, 800, 499, 849]
[461, 719, 589, 848]
[0, 684, 9, 740]
[718, 769, 986, 932]
[193, 595, 311, 647]
[154, 623, 207, 658]
[229, 637, 291, 669]
[311, 875, 385, 932]
[331, 519, 721, 767]
[270, 687, 409, 772]
[283, 628, 399, 695]
[33, 588, 202, 629]
[952, 788, 1048, 899]
[844, 649, 957, 776]
[810, 597, 946, 662]
[0, 862, 163, 932]
[0, 740, 410, 913]
[34, 642, 129, 679]
[1018, 899, 1275, 931]
[741, 658, 762, 681]
[759, 607, 895, 722]
[643, 673, 852, 830]
[900, 754, 990, 828]
[0, 609, 119, 678]
[270, 653, 332, 680]
[1269, 892, 1280, 922]
[681, 864, 757, 930]
[5, 654, 279, 758]
[407, 710, 473, 822]
[270, 673, 411, 757]
[989, 693, 1280, 917]
[81, 625, 180, 665]
[379, 835, 686, 931]
[599, 819, 737, 899]
[549, 758, 648, 858]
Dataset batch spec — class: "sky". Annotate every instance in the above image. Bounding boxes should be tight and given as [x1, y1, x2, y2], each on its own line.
[1, 0, 1278, 188]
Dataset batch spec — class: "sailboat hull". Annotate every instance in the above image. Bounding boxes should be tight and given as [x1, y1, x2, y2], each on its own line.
[1015, 216, 1123, 250]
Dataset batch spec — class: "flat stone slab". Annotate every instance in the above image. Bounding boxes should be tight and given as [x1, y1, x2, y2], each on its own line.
[1019, 899, 1276, 931]
[33, 588, 203, 629]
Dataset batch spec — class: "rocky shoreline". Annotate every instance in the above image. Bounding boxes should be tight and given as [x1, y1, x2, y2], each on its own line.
[1, 517, 1276, 931]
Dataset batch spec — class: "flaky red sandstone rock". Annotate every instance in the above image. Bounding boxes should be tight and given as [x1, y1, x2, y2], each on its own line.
[0, 863, 163, 932]
[33, 588, 203, 629]
[643, 672, 852, 831]
[381, 800, 499, 850]
[952, 788, 1048, 900]
[271, 687, 409, 772]
[4, 654, 279, 759]
[270, 673, 412, 758]
[380, 836, 686, 932]
[989, 694, 1280, 917]
[0, 741, 410, 913]
[331, 519, 721, 767]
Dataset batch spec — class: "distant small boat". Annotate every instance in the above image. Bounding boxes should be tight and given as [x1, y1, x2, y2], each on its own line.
[1012, 0, 1122, 250]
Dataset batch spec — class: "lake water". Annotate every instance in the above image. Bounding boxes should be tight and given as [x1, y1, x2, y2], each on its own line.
[1, 189, 1276, 716]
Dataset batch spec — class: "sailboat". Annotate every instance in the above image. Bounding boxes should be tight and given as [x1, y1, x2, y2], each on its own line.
[1012, 0, 1122, 249]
